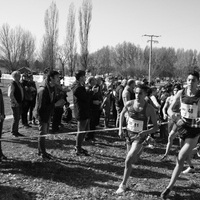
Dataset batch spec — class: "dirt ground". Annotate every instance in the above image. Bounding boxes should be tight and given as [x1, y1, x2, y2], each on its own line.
[0, 82, 200, 200]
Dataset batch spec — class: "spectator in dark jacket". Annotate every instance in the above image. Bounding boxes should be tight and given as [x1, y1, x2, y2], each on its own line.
[21, 73, 33, 128]
[52, 83, 67, 133]
[35, 70, 66, 160]
[85, 76, 101, 141]
[0, 88, 6, 161]
[8, 71, 24, 137]
[28, 74, 37, 125]
[72, 70, 90, 156]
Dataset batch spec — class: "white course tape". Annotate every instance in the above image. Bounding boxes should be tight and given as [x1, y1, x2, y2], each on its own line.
[0, 127, 124, 142]
[0, 121, 169, 142]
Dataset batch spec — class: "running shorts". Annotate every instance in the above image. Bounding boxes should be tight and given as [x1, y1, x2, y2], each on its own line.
[175, 119, 200, 141]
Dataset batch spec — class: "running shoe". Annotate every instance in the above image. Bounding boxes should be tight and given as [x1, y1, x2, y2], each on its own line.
[160, 188, 171, 199]
[116, 183, 127, 194]
[160, 155, 168, 161]
[12, 132, 24, 137]
[182, 167, 196, 174]
[38, 152, 52, 160]
[75, 147, 89, 156]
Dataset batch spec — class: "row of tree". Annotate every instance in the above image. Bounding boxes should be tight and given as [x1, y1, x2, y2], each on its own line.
[0, 0, 92, 76]
[0, 0, 199, 80]
[87, 42, 200, 79]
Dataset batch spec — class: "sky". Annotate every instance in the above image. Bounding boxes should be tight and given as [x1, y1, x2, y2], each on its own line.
[0, 0, 200, 53]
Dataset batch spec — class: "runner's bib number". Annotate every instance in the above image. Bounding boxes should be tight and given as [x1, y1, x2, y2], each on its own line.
[181, 103, 198, 119]
[127, 118, 143, 132]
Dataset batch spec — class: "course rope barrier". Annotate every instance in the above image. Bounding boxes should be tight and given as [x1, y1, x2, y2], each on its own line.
[0, 121, 169, 142]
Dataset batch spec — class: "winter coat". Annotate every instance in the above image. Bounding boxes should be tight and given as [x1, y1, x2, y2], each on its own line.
[115, 84, 124, 108]
[35, 80, 55, 123]
[72, 80, 90, 121]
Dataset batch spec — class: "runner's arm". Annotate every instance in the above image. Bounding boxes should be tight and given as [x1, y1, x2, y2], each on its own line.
[162, 97, 170, 119]
[167, 90, 182, 119]
[118, 105, 128, 138]
[138, 104, 158, 138]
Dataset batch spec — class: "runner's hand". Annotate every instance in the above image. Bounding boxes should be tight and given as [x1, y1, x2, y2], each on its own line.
[170, 113, 180, 122]
[118, 128, 124, 139]
[163, 113, 168, 120]
[138, 131, 146, 138]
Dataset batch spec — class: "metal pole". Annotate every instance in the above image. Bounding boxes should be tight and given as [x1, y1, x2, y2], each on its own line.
[149, 37, 152, 84]
[143, 34, 160, 84]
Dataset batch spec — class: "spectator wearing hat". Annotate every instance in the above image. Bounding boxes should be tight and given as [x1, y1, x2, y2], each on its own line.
[72, 70, 90, 156]
[8, 71, 24, 137]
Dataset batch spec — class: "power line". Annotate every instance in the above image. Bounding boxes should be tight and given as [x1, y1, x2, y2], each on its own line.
[143, 34, 161, 83]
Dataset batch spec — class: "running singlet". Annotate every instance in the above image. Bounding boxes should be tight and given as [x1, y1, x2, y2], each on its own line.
[180, 88, 200, 128]
[126, 100, 148, 133]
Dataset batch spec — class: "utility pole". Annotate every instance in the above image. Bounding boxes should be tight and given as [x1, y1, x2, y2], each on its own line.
[143, 34, 160, 83]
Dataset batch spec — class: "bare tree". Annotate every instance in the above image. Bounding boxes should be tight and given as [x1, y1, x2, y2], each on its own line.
[79, 0, 92, 70]
[57, 45, 68, 76]
[44, 1, 59, 70]
[0, 23, 36, 71]
[39, 35, 50, 69]
[65, 3, 77, 76]
[20, 31, 36, 63]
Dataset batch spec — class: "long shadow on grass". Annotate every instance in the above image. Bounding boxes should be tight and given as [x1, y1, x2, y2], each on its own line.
[55, 157, 175, 180]
[136, 156, 176, 171]
[0, 159, 118, 190]
[0, 185, 37, 200]
[139, 185, 200, 200]
[1, 134, 77, 152]
[173, 185, 200, 200]
[143, 145, 179, 157]
[0, 156, 187, 191]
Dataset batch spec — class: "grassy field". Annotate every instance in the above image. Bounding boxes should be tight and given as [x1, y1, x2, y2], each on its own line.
[0, 80, 200, 200]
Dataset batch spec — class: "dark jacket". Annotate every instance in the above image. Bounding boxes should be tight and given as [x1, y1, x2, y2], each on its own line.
[11, 81, 23, 104]
[35, 80, 55, 123]
[115, 84, 124, 108]
[86, 85, 101, 111]
[21, 79, 33, 101]
[0, 89, 5, 118]
[72, 80, 90, 121]
[29, 80, 37, 102]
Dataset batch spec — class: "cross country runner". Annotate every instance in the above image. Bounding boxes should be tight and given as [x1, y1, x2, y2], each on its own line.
[116, 83, 158, 194]
[161, 70, 200, 198]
